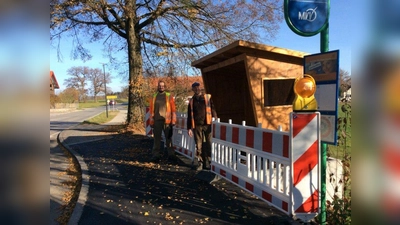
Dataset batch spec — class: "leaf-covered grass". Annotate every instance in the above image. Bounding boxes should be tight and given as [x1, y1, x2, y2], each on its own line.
[82, 111, 119, 124]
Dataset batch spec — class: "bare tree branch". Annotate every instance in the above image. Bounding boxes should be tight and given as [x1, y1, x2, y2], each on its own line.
[50, 0, 282, 126]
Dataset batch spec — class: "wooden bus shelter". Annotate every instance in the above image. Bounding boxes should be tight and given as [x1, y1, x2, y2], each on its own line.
[192, 40, 308, 131]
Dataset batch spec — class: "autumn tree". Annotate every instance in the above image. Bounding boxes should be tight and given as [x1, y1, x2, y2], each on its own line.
[58, 87, 80, 103]
[87, 67, 111, 102]
[51, 0, 282, 127]
[64, 66, 90, 102]
[64, 66, 111, 102]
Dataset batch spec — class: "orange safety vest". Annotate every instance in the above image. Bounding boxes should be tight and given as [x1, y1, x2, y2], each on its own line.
[189, 94, 212, 128]
[149, 92, 176, 125]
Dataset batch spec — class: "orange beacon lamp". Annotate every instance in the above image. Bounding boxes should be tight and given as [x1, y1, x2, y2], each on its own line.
[293, 74, 318, 111]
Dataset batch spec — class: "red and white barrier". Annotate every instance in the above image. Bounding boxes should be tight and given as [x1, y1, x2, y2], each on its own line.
[212, 119, 292, 214]
[172, 113, 195, 161]
[145, 107, 153, 137]
[213, 120, 289, 158]
[144, 109, 321, 222]
[380, 115, 400, 220]
[175, 113, 187, 130]
[290, 112, 320, 221]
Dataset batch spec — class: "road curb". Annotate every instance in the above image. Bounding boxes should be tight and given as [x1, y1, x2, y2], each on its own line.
[57, 128, 89, 225]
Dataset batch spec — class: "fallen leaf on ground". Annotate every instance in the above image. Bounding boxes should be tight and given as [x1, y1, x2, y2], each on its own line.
[165, 212, 173, 220]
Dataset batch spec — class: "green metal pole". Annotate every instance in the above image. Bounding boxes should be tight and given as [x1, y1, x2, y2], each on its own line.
[320, 143, 327, 225]
[320, 23, 329, 53]
[319, 22, 329, 225]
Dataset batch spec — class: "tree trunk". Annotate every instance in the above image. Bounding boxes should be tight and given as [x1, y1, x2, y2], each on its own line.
[126, 2, 144, 127]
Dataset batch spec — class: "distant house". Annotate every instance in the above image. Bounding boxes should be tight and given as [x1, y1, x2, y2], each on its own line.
[50, 71, 59, 95]
[341, 87, 351, 102]
[346, 87, 351, 97]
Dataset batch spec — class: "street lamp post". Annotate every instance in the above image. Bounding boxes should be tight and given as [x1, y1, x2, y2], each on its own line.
[101, 63, 108, 118]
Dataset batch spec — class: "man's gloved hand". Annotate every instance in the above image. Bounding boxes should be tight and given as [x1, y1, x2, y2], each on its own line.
[169, 123, 175, 127]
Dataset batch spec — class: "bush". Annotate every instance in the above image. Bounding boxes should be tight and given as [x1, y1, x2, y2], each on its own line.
[326, 102, 351, 224]
[326, 195, 351, 224]
[50, 94, 61, 108]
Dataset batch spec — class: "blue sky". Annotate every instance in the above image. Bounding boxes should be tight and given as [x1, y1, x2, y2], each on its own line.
[50, 0, 352, 93]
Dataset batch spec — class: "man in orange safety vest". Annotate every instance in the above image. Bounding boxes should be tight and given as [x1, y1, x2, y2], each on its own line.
[149, 80, 177, 163]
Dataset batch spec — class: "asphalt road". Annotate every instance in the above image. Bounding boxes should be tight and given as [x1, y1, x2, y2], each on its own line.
[50, 106, 107, 138]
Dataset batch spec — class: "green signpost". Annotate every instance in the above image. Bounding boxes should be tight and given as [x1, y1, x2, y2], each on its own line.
[284, 1, 331, 224]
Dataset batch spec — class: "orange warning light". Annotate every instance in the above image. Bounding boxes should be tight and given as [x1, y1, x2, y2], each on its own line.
[293, 74, 318, 111]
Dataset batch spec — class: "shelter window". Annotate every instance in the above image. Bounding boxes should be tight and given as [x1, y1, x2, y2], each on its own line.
[263, 79, 295, 107]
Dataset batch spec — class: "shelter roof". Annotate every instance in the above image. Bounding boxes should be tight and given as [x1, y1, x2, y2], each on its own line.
[192, 40, 308, 69]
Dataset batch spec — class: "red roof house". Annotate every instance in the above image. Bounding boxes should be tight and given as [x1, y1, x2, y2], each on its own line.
[50, 71, 59, 94]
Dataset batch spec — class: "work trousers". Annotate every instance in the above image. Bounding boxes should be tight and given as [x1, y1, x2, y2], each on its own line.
[152, 120, 174, 158]
[193, 124, 212, 164]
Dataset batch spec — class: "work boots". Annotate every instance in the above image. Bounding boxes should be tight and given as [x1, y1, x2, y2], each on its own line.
[192, 157, 203, 171]
[202, 150, 211, 170]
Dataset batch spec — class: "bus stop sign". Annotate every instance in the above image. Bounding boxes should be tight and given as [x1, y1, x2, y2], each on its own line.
[284, 0, 330, 36]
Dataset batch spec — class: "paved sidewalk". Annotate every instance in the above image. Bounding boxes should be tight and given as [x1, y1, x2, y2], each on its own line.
[65, 109, 128, 225]
[102, 108, 127, 126]
[52, 108, 304, 225]
[50, 109, 127, 225]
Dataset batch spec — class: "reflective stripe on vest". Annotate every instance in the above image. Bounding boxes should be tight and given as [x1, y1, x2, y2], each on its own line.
[189, 94, 212, 128]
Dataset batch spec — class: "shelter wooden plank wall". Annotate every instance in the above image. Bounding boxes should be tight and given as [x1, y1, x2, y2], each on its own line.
[192, 40, 307, 131]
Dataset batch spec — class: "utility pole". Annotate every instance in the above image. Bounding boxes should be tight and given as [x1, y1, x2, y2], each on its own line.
[101, 63, 108, 118]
